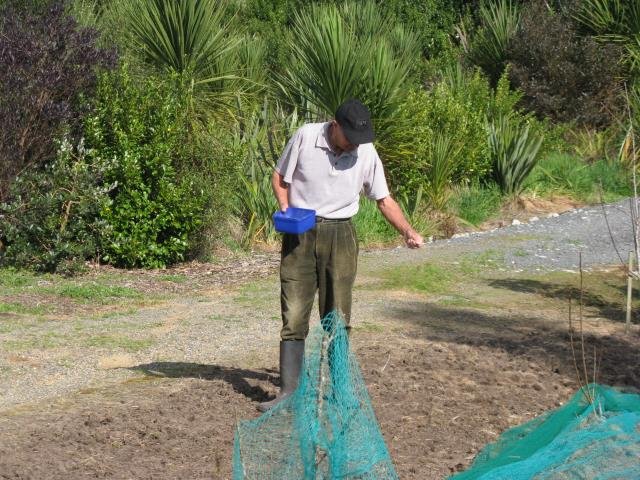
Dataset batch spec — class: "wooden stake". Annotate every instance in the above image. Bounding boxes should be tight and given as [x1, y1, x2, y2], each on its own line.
[626, 251, 634, 334]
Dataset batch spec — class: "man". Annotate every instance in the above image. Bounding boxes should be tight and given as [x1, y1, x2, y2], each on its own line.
[258, 98, 423, 412]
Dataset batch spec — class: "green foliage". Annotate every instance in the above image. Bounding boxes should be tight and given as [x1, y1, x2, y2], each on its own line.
[451, 182, 503, 226]
[353, 195, 434, 247]
[575, 0, 640, 74]
[235, 159, 279, 246]
[508, 0, 624, 127]
[84, 66, 204, 268]
[424, 134, 463, 211]
[378, 0, 459, 60]
[352, 197, 398, 246]
[230, 100, 302, 246]
[525, 152, 631, 202]
[0, 138, 111, 274]
[489, 114, 544, 196]
[109, 0, 264, 119]
[381, 69, 499, 200]
[119, 0, 235, 76]
[236, 0, 303, 74]
[467, 0, 520, 84]
[569, 127, 619, 163]
[280, 0, 420, 130]
[185, 124, 248, 258]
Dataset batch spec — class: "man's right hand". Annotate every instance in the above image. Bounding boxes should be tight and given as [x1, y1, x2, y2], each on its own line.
[404, 228, 424, 249]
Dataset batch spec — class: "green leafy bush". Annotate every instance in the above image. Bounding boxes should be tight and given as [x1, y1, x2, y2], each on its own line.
[353, 194, 435, 246]
[379, 0, 458, 58]
[235, 0, 299, 74]
[525, 152, 631, 202]
[507, 0, 624, 127]
[231, 101, 302, 246]
[0, 0, 116, 200]
[85, 66, 204, 268]
[575, 0, 640, 75]
[107, 0, 265, 120]
[0, 138, 111, 274]
[185, 125, 248, 258]
[381, 70, 495, 199]
[450, 182, 503, 226]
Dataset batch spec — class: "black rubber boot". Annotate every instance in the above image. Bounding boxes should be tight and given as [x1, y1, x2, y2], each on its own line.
[257, 340, 305, 412]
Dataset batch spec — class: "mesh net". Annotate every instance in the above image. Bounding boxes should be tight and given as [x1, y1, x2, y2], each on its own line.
[233, 311, 398, 479]
[450, 384, 640, 480]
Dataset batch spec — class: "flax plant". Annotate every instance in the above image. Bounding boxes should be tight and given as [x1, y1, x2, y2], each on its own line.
[280, 1, 419, 133]
[468, 0, 520, 84]
[425, 134, 462, 211]
[575, 0, 640, 74]
[489, 114, 544, 196]
[234, 100, 303, 245]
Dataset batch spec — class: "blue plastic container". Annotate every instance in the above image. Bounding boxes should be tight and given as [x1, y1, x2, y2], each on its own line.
[273, 207, 316, 234]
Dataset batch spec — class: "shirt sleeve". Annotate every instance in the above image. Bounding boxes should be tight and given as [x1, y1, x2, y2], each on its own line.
[363, 148, 390, 200]
[275, 128, 303, 184]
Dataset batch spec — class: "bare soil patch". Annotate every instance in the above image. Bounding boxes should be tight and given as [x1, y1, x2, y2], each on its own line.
[1, 267, 639, 479]
[2, 212, 640, 479]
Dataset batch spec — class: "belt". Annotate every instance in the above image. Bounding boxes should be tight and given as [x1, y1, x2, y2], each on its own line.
[315, 216, 351, 223]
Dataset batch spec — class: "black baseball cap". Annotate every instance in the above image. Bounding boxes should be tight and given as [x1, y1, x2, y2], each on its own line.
[335, 98, 375, 145]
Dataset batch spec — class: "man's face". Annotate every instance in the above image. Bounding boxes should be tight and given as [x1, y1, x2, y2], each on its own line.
[330, 121, 358, 153]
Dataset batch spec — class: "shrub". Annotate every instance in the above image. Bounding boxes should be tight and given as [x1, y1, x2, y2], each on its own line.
[84, 66, 205, 268]
[380, 70, 495, 199]
[0, 138, 111, 274]
[506, 0, 624, 127]
[237, 0, 298, 74]
[231, 101, 302, 246]
[378, 0, 458, 56]
[574, 0, 640, 75]
[109, 0, 265, 120]
[185, 125, 248, 258]
[0, 0, 116, 200]
[489, 113, 545, 196]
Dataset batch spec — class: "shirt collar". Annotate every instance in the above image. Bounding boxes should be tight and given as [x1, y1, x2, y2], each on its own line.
[316, 122, 358, 158]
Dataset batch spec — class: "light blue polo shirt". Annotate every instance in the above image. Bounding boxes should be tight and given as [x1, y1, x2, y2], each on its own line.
[275, 122, 390, 219]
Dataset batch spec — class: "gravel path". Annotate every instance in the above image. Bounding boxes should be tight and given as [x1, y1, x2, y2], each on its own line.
[1, 198, 636, 412]
[368, 198, 638, 272]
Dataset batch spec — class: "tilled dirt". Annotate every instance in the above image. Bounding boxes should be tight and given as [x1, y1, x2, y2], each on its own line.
[1, 305, 638, 480]
[2, 200, 640, 479]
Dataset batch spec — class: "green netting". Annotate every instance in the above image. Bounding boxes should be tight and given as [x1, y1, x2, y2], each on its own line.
[233, 311, 398, 479]
[450, 384, 640, 480]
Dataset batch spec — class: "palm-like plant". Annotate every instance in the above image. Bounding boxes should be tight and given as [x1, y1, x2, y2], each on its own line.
[425, 133, 462, 211]
[575, 0, 640, 39]
[489, 114, 544, 196]
[233, 100, 303, 245]
[575, 0, 640, 73]
[280, 1, 419, 131]
[468, 0, 520, 84]
[110, 0, 264, 118]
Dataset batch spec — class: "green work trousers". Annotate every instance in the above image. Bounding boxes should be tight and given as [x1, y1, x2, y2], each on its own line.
[280, 219, 358, 340]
